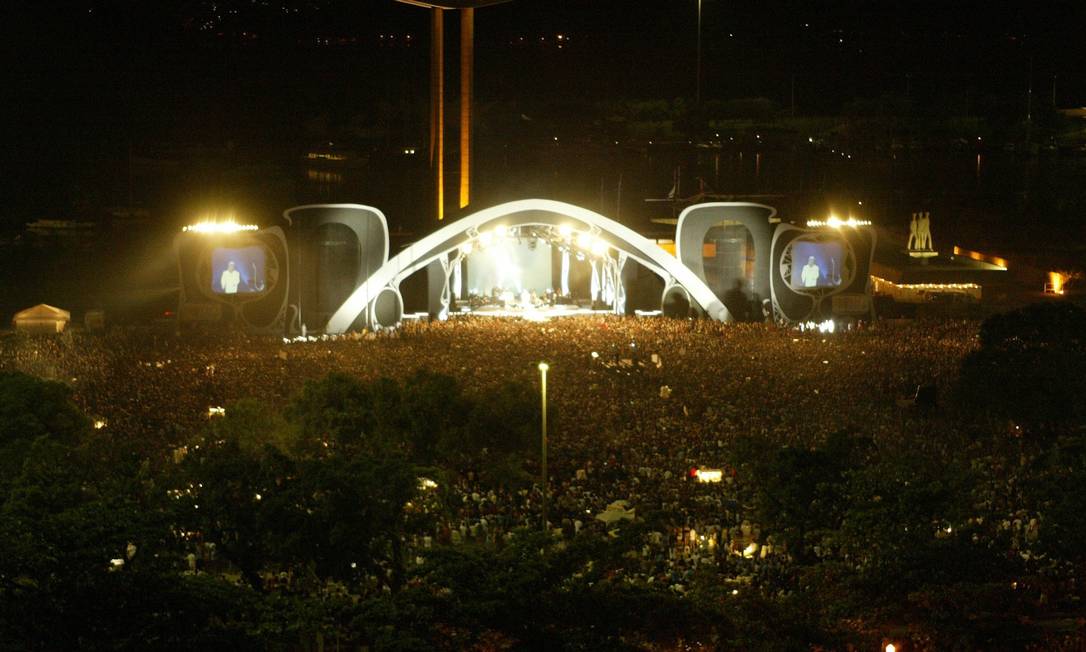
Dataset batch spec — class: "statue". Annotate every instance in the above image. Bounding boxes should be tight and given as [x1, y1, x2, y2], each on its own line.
[908, 211, 937, 257]
[921, 211, 934, 250]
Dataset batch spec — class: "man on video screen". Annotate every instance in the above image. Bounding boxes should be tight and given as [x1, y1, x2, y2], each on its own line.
[220, 261, 241, 294]
[801, 256, 821, 288]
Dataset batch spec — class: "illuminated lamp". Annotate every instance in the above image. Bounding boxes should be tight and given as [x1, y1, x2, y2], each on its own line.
[460, 240, 474, 255]
[558, 224, 573, 238]
[478, 230, 494, 247]
[590, 240, 608, 256]
[576, 232, 593, 250]
[494, 223, 508, 238]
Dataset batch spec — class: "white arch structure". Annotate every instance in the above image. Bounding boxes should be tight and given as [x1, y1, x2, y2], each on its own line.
[326, 199, 730, 332]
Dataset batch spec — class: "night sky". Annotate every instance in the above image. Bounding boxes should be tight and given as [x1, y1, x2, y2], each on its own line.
[3, 0, 1084, 226]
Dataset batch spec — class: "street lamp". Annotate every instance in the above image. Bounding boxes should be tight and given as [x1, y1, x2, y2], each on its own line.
[538, 361, 549, 531]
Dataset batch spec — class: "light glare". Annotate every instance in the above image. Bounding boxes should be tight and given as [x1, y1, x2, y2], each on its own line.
[183, 220, 258, 234]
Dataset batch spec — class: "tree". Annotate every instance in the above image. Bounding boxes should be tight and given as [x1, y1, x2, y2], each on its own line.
[0, 371, 87, 485]
[753, 431, 866, 563]
[286, 372, 377, 457]
[958, 302, 1086, 435]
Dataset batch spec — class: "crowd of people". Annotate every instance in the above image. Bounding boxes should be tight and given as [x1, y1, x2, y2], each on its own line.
[0, 316, 980, 595]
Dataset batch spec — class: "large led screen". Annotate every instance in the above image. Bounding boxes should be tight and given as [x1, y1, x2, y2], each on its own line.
[211, 246, 267, 295]
[789, 240, 844, 290]
[467, 238, 552, 296]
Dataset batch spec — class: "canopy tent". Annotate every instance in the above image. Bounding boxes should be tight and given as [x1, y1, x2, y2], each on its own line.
[595, 500, 636, 525]
[12, 304, 70, 334]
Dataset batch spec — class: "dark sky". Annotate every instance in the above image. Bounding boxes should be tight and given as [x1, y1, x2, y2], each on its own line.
[2, 0, 1084, 224]
[7, 1, 1083, 130]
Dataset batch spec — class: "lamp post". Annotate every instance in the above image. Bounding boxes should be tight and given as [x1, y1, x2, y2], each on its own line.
[538, 361, 549, 531]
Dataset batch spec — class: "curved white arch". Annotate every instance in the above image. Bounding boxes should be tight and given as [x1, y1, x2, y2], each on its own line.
[326, 199, 729, 332]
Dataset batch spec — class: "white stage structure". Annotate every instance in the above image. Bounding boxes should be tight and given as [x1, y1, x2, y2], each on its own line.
[325, 199, 731, 332]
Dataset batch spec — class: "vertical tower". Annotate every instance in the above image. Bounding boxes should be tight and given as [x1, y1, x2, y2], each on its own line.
[430, 9, 445, 219]
[396, 1, 512, 221]
[459, 8, 474, 210]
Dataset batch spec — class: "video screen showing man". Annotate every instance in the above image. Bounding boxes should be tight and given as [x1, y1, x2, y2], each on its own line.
[211, 246, 266, 295]
[789, 241, 844, 290]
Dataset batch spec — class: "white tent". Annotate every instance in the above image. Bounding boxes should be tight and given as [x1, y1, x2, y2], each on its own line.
[595, 500, 636, 525]
[12, 304, 71, 334]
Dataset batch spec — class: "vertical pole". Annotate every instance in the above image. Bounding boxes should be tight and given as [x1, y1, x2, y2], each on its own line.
[696, 0, 702, 105]
[460, 8, 474, 210]
[539, 363, 548, 531]
[431, 9, 445, 220]
[1026, 56, 1033, 145]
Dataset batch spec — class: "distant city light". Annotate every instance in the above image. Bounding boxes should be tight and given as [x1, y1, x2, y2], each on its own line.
[952, 245, 1008, 270]
[207, 406, 226, 418]
[305, 152, 346, 161]
[183, 220, 258, 234]
[871, 276, 981, 291]
[93, 419, 108, 430]
[1047, 271, 1067, 295]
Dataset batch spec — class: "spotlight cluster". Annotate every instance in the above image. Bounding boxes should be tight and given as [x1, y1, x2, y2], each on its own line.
[182, 220, 259, 234]
[806, 216, 871, 228]
[461, 223, 612, 259]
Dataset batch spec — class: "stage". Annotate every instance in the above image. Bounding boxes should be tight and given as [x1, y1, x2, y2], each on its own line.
[402, 304, 662, 322]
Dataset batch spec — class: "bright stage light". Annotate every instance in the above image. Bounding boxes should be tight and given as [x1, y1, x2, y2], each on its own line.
[183, 220, 258, 234]
[806, 216, 870, 228]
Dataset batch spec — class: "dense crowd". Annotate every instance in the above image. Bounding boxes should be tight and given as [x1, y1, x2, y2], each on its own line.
[0, 316, 979, 595]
